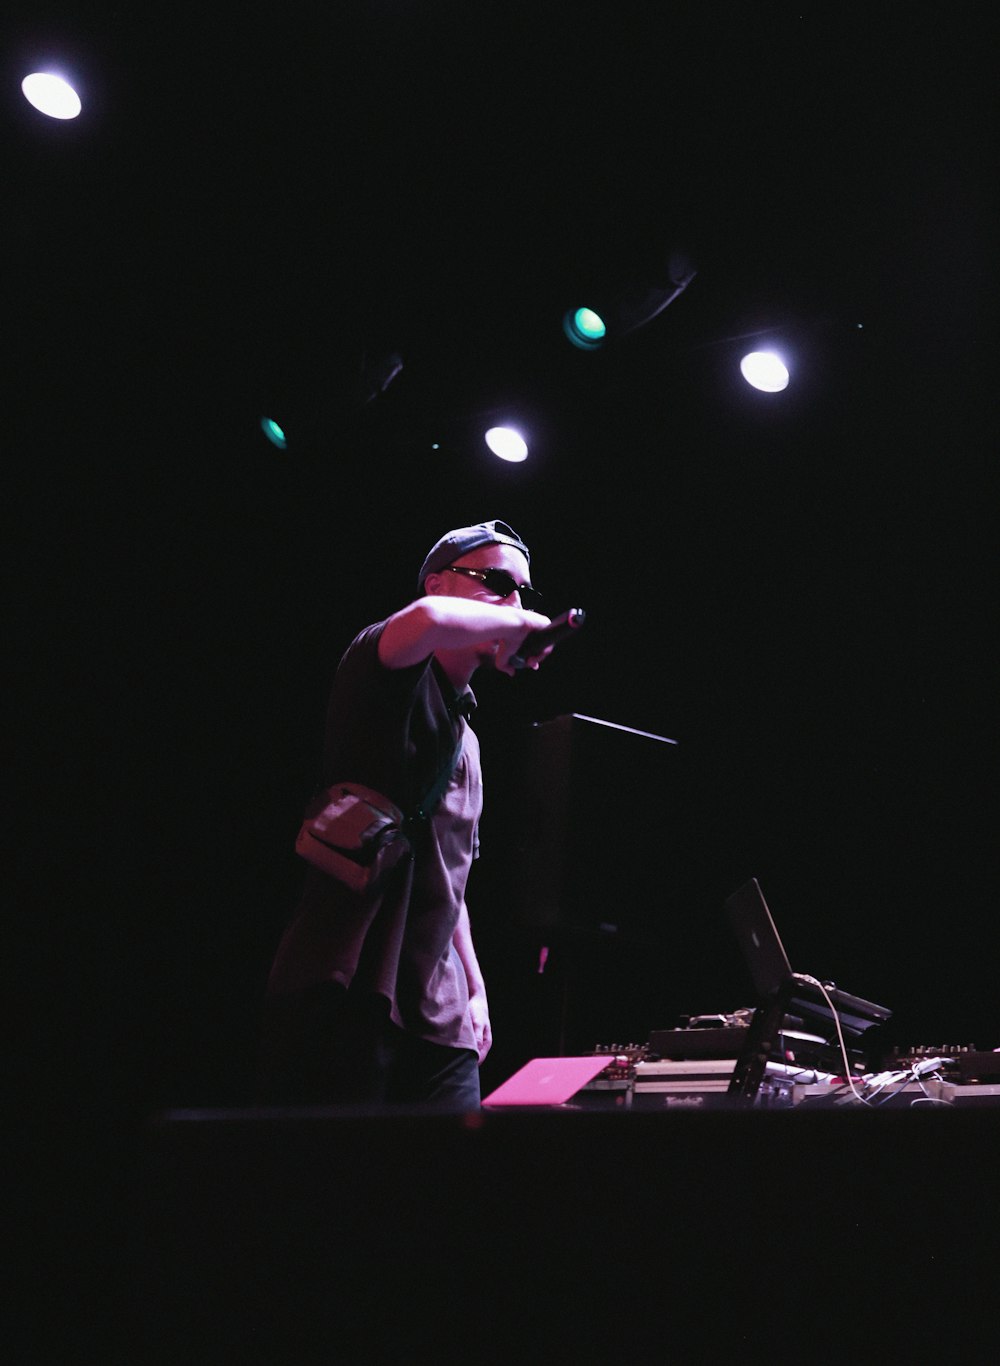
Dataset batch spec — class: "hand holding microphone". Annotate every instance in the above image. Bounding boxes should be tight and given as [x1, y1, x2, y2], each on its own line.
[510, 607, 587, 669]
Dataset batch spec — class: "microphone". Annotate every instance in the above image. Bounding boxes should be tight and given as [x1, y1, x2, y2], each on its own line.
[511, 607, 586, 669]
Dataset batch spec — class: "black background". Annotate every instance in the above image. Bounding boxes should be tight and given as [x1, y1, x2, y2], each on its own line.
[5, 2, 995, 1118]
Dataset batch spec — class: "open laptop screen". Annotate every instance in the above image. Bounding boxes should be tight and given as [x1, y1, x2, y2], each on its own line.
[725, 877, 892, 1033]
[725, 877, 794, 999]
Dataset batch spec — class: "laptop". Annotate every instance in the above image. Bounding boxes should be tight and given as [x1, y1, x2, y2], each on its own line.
[725, 877, 892, 1033]
[481, 1056, 610, 1108]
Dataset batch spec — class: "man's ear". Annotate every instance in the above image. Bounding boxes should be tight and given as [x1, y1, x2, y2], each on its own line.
[423, 573, 443, 597]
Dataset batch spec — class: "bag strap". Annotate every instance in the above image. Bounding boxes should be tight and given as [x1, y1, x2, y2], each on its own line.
[306, 688, 467, 829]
[410, 727, 465, 825]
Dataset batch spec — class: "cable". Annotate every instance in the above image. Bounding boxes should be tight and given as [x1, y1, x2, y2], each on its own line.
[861, 1057, 953, 1108]
[792, 973, 871, 1105]
[872, 1073, 916, 1107]
[908, 1058, 953, 1107]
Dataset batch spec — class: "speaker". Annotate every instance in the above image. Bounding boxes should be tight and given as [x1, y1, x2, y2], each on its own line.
[508, 712, 683, 937]
[482, 712, 707, 1055]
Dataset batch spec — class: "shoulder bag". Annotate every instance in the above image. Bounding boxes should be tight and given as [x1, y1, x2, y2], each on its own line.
[294, 733, 463, 894]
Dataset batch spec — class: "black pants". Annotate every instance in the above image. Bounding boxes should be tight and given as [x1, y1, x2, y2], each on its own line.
[257, 984, 481, 1113]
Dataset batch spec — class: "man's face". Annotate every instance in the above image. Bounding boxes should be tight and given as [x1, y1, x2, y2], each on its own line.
[427, 542, 535, 667]
[431, 543, 534, 607]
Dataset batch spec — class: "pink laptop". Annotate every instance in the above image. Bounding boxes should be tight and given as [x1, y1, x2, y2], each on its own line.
[481, 1056, 610, 1108]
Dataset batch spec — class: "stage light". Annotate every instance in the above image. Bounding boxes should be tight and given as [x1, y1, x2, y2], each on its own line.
[740, 351, 789, 393]
[484, 427, 528, 463]
[563, 307, 607, 350]
[562, 250, 697, 351]
[259, 417, 288, 450]
[21, 73, 82, 120]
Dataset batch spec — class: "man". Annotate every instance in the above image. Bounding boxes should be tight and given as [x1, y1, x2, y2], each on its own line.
[258, 519, 551, 1112]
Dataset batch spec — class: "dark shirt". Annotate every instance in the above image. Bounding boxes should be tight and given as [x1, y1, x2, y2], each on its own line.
[266, 622, 481, 1051]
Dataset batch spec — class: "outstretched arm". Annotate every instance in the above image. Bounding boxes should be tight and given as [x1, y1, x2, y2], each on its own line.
[378, 596, 550, 675]
[453, 902, 491, 1063]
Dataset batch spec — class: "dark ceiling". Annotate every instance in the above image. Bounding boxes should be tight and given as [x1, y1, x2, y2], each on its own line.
[6, 3, 996, 1103]
[9, 4, 989, 433]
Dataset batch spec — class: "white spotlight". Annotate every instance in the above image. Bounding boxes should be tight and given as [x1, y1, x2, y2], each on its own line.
[740, 351, 789, 393]
[21, 72, 82, 120]
[484, 427, 528, 463]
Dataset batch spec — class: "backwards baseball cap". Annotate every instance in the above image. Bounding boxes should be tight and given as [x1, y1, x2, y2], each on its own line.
[417, 519, 531, 595]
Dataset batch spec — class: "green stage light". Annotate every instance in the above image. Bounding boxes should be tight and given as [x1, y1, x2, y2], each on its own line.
[260, 417, 288, 450]
[563, 306, 607, 350]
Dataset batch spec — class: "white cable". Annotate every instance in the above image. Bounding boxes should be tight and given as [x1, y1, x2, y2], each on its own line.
[908, 1059, 954, 1107]
[792, 973, 871, 1105]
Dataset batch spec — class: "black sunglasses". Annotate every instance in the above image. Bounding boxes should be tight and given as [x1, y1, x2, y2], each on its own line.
[444, 565, 542, 609]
